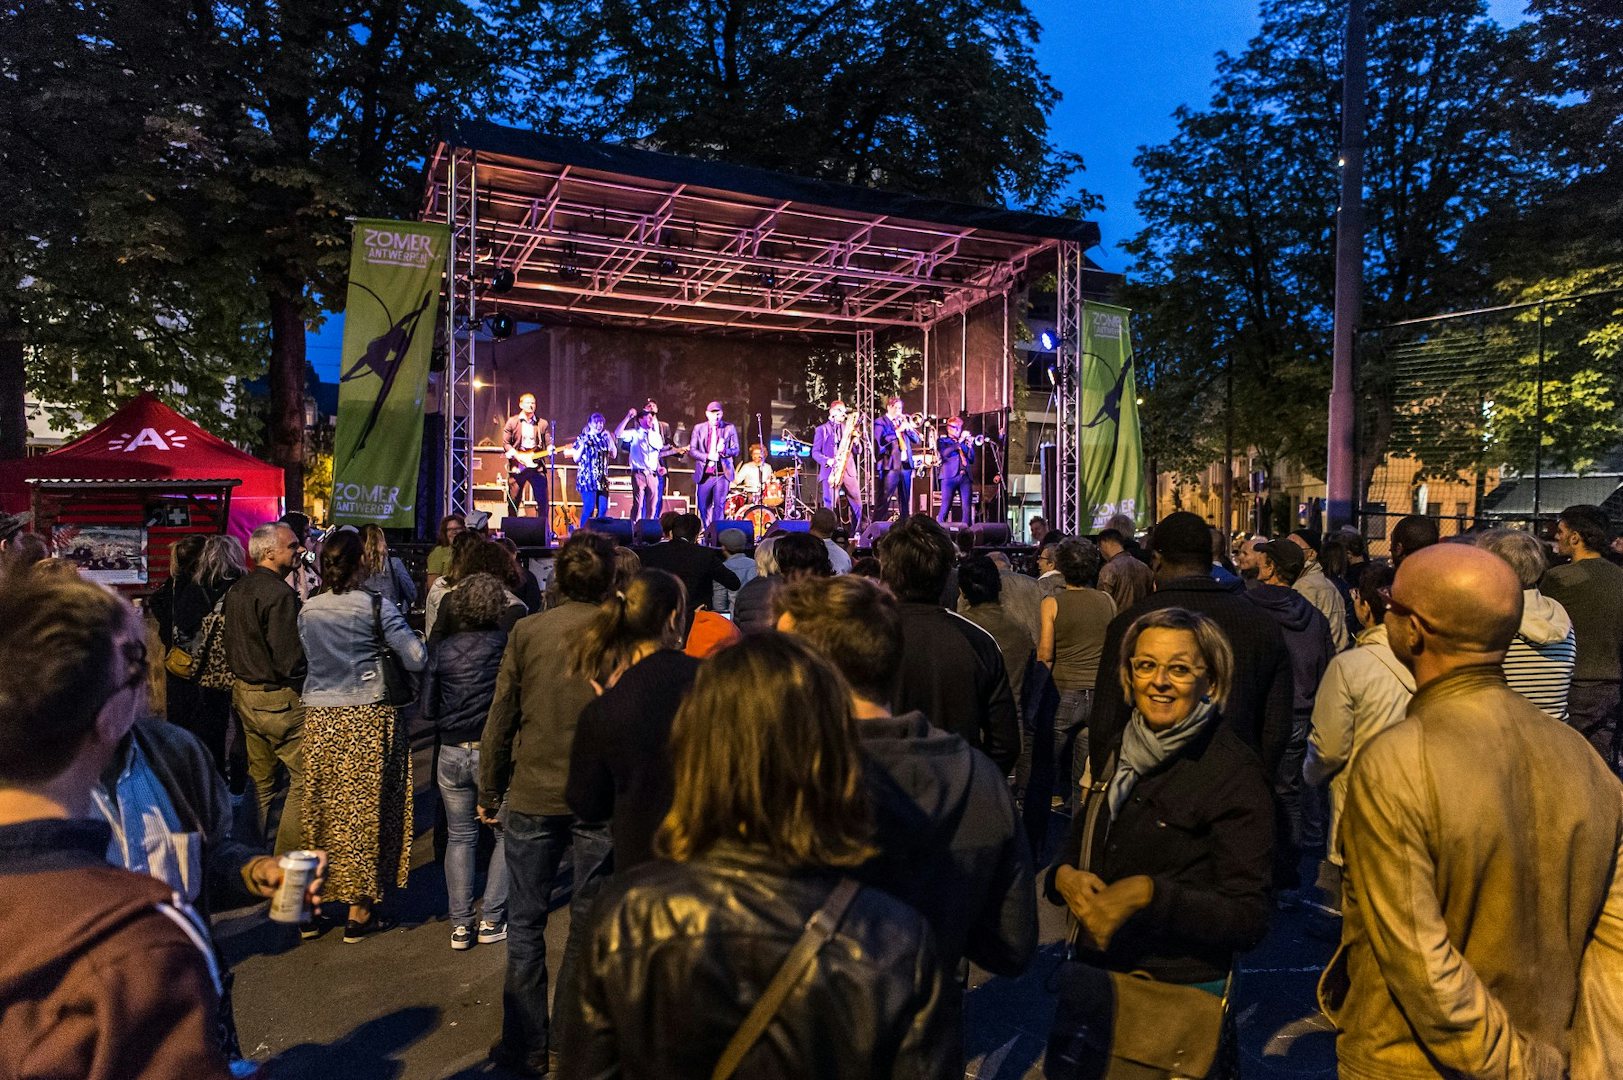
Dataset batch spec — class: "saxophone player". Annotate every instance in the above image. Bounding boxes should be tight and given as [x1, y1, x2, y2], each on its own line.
[811, 400, 863, 529]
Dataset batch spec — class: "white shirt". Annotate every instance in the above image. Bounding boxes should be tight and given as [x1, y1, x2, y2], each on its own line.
[823, 538, 853, 575]
[620, 425, 665, 473]
[736, 461, 772, 494]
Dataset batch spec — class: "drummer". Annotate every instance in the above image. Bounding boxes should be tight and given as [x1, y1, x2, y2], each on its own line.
[734, 443, 774, 501]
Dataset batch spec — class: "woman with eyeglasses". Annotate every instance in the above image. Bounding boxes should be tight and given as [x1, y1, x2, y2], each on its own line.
[1045, 607, 1272, 1079]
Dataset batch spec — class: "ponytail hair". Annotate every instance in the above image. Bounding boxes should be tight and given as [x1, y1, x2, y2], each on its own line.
[568, 569, 688, 685]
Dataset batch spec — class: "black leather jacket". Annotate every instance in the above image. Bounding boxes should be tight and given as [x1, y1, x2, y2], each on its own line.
[558, 843, 955, 1079]
[420, 626, 507, 744]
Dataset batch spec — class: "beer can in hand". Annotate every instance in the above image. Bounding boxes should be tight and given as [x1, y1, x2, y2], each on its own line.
[269, 850, 320, 924]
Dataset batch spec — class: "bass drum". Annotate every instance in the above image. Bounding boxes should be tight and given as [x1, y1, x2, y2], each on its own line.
[761, 478, 784, 507]
[744, 505, 779, 539]
[723, 492, 753, 519]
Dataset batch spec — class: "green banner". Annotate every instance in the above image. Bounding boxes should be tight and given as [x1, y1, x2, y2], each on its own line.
[1079, 301, 1147, 529]
[331, 218, 447, 527]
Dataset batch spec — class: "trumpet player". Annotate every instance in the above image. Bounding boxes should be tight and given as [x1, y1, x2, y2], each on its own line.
[937, 415, 977, 526]
[874, 396, 923, 520]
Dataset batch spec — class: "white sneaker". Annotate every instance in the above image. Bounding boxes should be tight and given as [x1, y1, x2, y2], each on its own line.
[477, 920, 508, 944]
[451, 925, 473, 951]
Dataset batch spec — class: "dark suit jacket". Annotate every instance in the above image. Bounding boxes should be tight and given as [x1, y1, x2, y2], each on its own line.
[937, 436, 976, 481]
[636, 540, 741, 615]
[502, 414, 551, 467]
[687, 421, 738, 484]
[873, 416, 922, 472]
[812, 419, 858, 485]
[1087, 574, 1294, 779]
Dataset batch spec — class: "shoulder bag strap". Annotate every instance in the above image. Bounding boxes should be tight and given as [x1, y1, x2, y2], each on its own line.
[712, 878, 861, 1080]
[1065, 750, 1119, 958]
[368, 589, 388, 655]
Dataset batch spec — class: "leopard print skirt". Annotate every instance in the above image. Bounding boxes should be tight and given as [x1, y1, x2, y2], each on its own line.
[301, 702, 413, 904]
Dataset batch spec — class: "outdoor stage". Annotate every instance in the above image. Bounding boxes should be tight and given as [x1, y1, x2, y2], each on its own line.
[418, 119, 1112, 541]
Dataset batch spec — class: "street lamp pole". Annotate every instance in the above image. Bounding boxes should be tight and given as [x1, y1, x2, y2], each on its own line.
[1327, 0, 1366, 531]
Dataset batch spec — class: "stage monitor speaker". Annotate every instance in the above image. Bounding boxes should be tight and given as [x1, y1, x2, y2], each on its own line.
[859, 521, 892, 548]
[634, 519, 664, 544]
[582, 517, 634, 544]
[714, 520, 755, 545]
[968, 522, 1011, 547]
[772, 519, 811, 535]
[501, 517, 552, 547]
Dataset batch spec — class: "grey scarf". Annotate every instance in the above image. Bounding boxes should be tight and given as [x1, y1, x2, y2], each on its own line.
[1106, 699, 1220, 820]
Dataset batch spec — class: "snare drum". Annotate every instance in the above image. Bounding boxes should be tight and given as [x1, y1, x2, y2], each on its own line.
[723, 492, 753, 519]
[762, 478, 784, 507]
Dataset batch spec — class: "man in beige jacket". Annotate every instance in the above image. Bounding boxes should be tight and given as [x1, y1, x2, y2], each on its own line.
[1319, 543, 1623, 1079]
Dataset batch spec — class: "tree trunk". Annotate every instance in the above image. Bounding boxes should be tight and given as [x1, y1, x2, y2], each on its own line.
[268, 291, 307, 513]
[0, 329, 26, 461]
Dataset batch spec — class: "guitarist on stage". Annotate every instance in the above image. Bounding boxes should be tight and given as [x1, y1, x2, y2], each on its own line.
[502, 393, 551, 524]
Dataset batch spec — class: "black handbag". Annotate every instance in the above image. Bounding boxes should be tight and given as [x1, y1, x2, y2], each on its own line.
[369, 590, 419, 707]
[1046, 751, 1229, 1079]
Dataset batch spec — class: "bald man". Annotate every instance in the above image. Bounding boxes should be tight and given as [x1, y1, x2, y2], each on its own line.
[1320, 544, 1623, 1078]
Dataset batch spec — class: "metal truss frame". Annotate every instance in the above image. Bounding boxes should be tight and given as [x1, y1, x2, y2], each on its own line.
[1055, 241, 1085, 535]
[443, 147, 479, 518]
[854, 329, 878, 511]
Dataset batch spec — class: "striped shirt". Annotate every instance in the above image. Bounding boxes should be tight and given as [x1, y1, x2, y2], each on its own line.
[1503, 628, 1576, 720]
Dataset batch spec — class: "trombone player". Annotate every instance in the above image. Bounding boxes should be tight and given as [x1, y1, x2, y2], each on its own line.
[873, 396, 923, 520]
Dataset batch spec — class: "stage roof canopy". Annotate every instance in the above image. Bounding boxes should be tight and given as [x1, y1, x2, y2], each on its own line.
[422, 119, 1103, 339]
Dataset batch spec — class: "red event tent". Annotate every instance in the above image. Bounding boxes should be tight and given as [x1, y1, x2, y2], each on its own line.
[0, 393, 284, 541]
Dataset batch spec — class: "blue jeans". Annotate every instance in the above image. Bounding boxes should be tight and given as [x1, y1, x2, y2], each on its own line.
[499, 812, 614, 1065]
[580, 488, 609, 520]
[1054, 688, 1093, 807]
[437, 744, 507, 928]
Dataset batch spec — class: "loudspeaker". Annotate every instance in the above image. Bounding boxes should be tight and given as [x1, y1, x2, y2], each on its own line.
[969, 522, 1011, 547]
[501, 516, 552, 547]
[634, 519, 664, 544]
[583, 517, 634, 544]
[715, 520, 755, 545]
[860, 520, 892, 547]
[773, 519, 811, 534]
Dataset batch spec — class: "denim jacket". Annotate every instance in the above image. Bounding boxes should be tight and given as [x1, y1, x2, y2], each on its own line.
[297, 588, 427, 707]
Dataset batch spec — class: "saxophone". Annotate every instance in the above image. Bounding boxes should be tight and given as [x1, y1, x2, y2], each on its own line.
[830, 409, 859, 487]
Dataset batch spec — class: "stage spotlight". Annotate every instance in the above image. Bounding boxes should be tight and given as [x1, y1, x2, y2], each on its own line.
[559, 243, 582, 281]
[491, 267, 515, 293]
[1046, 364, 1057, 386]
[489, 313, 515, 339]
[655, 255, 678, 275]
[759, 269, 777, 289]
[825, 281, 847, 308]
[1038, 328, 1060, 351]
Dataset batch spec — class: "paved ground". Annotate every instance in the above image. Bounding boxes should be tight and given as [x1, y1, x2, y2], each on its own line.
[219, 740, 1339, 1079]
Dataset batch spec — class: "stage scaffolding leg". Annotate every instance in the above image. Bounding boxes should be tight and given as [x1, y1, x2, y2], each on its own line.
[1056, 241, 1084, 536]
[855, 329, 878, 517]
[443, 147, 479, 519]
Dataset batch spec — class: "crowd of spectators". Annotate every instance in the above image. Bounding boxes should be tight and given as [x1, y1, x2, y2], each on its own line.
[3, 502, 1623, 1079]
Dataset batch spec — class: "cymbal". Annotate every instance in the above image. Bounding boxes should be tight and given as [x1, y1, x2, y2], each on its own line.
[773, 467, 796, 477]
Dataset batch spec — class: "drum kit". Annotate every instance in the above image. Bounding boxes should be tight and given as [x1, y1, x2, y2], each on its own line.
[725, 468, 805, 537]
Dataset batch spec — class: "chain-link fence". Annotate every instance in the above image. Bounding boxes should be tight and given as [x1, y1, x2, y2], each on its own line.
[1353, 287, 1623, 552]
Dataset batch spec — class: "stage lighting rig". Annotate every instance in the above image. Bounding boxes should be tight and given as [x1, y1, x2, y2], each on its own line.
[488, 312, 515, 339]
[1038, 328, 1060, 351]
[490, 267, 515, 293]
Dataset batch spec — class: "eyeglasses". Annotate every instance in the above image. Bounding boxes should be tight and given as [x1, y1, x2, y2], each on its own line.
[1128, 657, 1206, 684]
[1378, 587, 1437, 632]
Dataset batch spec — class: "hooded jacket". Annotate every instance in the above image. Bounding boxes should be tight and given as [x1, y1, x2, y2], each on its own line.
[0, 818, 231, 1080]
[1303, 624, 1414, 866]
[1504, 587, 1576, 720]
[1245, 583, 1334, 722]
[856, 710, 1036, 978]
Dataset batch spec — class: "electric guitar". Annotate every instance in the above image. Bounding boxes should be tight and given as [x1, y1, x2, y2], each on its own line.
[507, 445, 561, 472]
